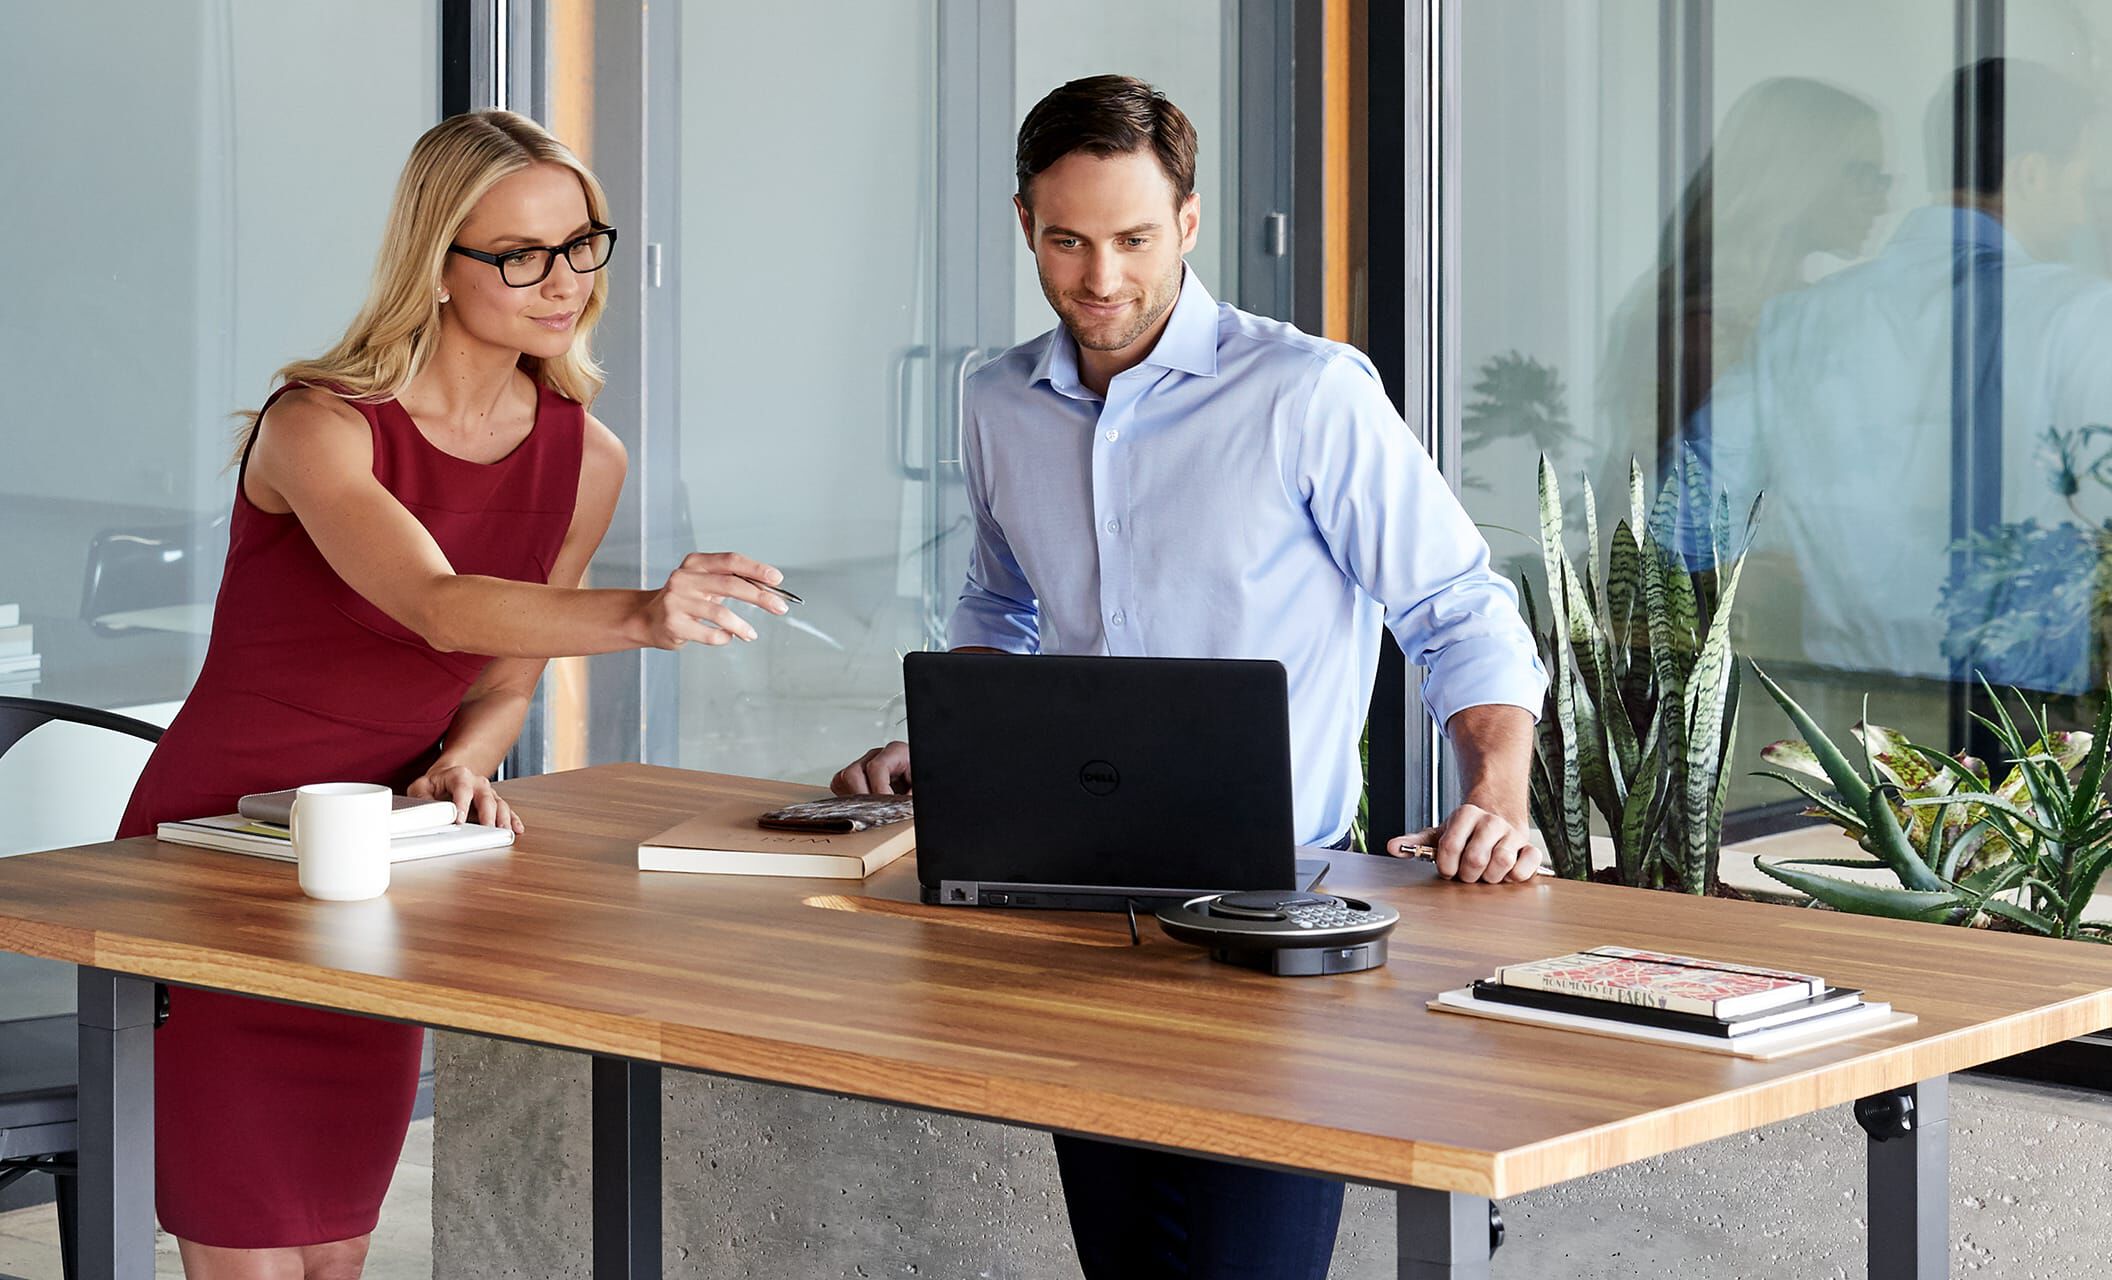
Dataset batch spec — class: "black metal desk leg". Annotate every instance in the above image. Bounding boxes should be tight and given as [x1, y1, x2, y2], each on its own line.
[591, 1056, 661, 1280]
[1397, 1186, 1499, 1280]
[1859, 1075, 1949, 1280]
[77, 968, 156, 1280]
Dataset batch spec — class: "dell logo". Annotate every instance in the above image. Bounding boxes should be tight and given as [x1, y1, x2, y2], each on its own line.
[1079, 760, 1121, 796]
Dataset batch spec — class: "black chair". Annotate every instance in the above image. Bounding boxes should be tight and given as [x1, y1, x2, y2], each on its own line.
[0, 697, 163, 1280]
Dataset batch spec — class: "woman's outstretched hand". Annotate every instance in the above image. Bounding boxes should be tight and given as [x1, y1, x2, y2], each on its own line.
[635, 552, 789, 649]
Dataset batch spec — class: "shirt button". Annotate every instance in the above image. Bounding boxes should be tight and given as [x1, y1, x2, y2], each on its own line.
[1111, 610, 1126, 627]
[1104, 428, 1120, 442]
[1104, 518, 1120, 534]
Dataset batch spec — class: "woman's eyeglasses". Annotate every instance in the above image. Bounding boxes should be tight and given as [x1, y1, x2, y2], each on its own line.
[449, 226, 618, 288]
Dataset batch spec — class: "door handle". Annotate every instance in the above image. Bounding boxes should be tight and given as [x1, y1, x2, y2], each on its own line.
[892, 344, 932, 480]
[941, 346, 990, 473]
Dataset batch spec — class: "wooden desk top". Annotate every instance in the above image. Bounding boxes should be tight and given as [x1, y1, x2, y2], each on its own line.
[4, 763, 2111, 1198]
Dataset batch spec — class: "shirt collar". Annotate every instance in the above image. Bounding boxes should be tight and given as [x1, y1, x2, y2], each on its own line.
[1029, 264, 1220, 395]
[1891, 203, 2035, 262]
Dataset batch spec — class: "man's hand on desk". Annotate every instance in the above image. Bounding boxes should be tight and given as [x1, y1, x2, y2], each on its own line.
[832, 740, 913, 796]
[1385, 799, 1541, 884]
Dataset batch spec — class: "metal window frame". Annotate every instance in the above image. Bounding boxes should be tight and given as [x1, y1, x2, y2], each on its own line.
[1364, 0, 1452, 838]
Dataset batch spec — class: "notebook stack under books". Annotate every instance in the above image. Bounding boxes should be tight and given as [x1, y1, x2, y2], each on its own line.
[1432, 945, 1909, 1059]
[156, 788, 514, 862]
[0, 602, 40, 694]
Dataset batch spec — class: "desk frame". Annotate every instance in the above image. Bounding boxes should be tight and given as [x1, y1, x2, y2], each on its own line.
[75, 964, 1953, 1280]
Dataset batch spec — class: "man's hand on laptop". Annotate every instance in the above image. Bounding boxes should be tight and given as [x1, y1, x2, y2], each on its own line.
[1385, 801, 1541, 883]
[833, 740, 913, 796]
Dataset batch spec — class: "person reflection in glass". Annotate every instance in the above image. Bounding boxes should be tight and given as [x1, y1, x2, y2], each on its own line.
[1598, 77, 1888, 507]
[1704, 58, 2110, 695]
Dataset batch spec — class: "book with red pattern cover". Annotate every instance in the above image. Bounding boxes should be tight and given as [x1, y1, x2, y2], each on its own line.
[1492, 946, 1827, 1019]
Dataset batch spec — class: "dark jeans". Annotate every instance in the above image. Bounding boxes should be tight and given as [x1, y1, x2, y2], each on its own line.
[1053, 1135, 1345, 1280]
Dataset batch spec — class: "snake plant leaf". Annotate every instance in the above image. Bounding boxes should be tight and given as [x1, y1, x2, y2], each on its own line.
[1535, 460, 1590, 864]
[1581, 476, 1602, 617]
[1616, 713, 1663, 883]
[1749, 663, 1874, 811]
[1629, 458, 1649, 555]
[1559, 541, 1638, 793]
[1680, 554, 1745, 893]
[1707, 665, 1741, 893]
[1755, 857, 1965, 921]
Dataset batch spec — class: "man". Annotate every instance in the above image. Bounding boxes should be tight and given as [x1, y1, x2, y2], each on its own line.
[833, 75, 1546, 1278]
[1703, 58, 2112, 695]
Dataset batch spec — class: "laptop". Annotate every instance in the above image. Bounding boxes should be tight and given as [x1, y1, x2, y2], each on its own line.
[903, 651, 1331, 910]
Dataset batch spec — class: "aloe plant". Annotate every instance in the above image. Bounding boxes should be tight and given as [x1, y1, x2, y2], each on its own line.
[1518, 453, 1759, 893]
[1751, 667, 2112, 941]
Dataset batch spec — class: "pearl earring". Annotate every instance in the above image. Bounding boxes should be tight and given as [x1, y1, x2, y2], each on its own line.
[437, 290, 451, 304]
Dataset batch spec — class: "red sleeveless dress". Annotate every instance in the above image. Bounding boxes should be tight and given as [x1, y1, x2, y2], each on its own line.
[117, 381, 584, 1248]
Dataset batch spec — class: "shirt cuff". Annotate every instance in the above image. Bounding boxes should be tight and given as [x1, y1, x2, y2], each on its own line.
[945, 597, 1040, 653]
[1420, 638, 1548, 735]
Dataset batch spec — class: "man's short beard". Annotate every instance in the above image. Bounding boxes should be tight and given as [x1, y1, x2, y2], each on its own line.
[1042, 261, 1183, 353]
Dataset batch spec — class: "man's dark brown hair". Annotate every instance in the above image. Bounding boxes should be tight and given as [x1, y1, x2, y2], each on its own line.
[1015, 75, 1198, 210]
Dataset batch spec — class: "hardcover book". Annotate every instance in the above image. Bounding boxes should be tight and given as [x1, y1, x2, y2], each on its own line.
[1469, 979, 1865, 1037]
[1493, 946, 1828, 1019]
[639, 778, 915, 880]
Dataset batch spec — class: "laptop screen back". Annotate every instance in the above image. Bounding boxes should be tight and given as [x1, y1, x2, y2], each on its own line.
[904, 652, 1297, 894]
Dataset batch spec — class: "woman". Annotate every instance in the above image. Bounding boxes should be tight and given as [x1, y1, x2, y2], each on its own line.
[116, 110, 781, 1279]
[1597, 76, 1888, 500]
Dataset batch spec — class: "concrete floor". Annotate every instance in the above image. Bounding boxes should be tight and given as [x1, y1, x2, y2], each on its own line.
[0, 1118, 432, 1280]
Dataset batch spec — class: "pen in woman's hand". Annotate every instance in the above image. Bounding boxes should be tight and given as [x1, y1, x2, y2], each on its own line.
[752, 579, 802, 605]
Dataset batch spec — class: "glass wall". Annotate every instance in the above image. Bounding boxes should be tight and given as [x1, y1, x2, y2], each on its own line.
[586, 0, 1250, 785]
[0, 1, 441, 865]
[1453, 1, 2112, 840]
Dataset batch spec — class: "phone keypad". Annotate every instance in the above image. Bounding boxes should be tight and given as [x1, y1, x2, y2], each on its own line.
[1287, 902, 1365, 929]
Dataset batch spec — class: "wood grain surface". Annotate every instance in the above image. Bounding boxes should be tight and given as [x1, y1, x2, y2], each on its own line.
[3, 763, 2111, 1197]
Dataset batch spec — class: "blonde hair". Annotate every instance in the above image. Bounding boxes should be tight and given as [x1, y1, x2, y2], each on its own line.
[235, 111, 611, 456]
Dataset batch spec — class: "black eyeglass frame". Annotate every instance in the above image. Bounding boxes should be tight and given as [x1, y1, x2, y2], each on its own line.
[448, 225, 619, 288]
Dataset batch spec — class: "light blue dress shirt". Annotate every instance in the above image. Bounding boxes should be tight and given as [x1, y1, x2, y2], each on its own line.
[948, 268, 1547, 845]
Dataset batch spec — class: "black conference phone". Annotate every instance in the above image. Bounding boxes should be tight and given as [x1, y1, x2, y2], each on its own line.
[1154, 890, 1399, 975]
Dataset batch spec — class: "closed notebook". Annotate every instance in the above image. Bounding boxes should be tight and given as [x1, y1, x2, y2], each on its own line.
[237, 788, 458, 837]
[1493, 946, 1828, 1019]
[639, 779, 915, 879]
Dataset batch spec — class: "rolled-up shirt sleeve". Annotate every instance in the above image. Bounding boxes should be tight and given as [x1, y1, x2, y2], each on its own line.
[1293, 352, 1547, 732]
[945, 389, 1042, 653]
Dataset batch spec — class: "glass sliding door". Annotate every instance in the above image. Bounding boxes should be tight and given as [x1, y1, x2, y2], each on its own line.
[568, 0, 1260, 783]
[1447, 0, 2112, 839]
[0, 1, 442, 861]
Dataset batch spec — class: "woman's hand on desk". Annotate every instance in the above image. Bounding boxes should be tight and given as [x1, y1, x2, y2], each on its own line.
[410, 764, 523, 833]
[832, 740, 912, 796]
[633, 552, 789, 649]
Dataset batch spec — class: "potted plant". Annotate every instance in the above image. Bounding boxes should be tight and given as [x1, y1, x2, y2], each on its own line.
[1519, 453, 1761, 893]
[1751, 667, 2112, 941]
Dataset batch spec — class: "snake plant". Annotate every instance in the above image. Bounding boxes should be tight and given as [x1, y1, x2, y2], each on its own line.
[1752, 668, 2112, 941]
[1518, 454, 1759, 893]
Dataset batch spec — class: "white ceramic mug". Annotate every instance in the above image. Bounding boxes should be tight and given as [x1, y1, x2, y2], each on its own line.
[290, 782, 392, 901]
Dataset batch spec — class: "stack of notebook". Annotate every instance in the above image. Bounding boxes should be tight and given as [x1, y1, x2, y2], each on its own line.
[156, 788, 514, 862]
[1433, 945, 1906, 1058]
